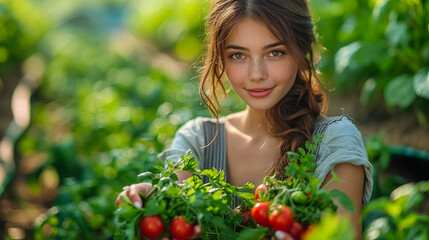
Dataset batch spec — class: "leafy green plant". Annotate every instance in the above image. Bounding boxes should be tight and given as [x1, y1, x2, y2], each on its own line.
[33, 146, 160, 240]
[311, 0, 429, 124]
[114, 135, 356, 240]
[126, 0, 208, 62]
[362, 181, 429, 240]
[255, 137, 355, 227]
[302, 212, 354, 240]
[114, 151, 255, 240]
[0, 0, 49, 68]
[239, 135, 355, 239]
[365, 132, 408, 199]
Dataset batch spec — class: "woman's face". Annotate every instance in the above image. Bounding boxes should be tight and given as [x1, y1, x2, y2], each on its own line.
[223, 17, 298, 111]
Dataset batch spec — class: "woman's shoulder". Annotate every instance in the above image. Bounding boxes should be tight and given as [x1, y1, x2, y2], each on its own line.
[313, 115, 373, 205]
[313, 114, 360, 138]
[313, 114, 368, 164]
[177, 116, 224, 134]
[312, 114, 367, 162]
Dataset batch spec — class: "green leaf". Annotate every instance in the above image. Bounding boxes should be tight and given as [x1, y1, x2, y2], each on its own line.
[329, 169, 344, 183]
[413, 68, 429, 100]
[384, 74, 416, 108]
[298, 147, 306, 156]
[386, 20, 410, 46]
[305, 212, 354, 240]
[360, 78, 377, 106]
[143, 199, 166, 216]
[177, 150, 199, 172]
[335, 42, 361, 74]
[236, 227, 267, 240]
[329, 189, 356, 212]
[137, 171, 154, 182]
[372, 0, 392, 23]
[352, 43, 387, 66]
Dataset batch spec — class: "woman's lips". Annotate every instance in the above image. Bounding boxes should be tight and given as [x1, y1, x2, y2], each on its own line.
[246, 87, 274, 98]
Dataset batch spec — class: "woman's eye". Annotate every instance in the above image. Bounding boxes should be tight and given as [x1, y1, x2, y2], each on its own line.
[269, 50, 284, 57]
[230, 53, 245, 60]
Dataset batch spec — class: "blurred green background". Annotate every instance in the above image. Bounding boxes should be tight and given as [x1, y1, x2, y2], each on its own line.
[0, 0, 428, 239]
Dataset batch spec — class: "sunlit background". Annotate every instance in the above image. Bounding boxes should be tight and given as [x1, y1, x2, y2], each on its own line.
[0, 0, 428, 239]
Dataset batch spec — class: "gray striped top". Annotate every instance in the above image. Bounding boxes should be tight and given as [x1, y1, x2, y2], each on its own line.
[158, 115, 373, 206]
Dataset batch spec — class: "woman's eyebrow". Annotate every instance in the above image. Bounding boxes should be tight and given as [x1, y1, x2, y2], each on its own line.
[225, 42, 285, 50]
[225, 45, 247, 51]
[263, 42, 284, 49]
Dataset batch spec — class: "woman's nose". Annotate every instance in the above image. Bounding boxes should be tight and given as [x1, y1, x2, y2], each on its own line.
[248, 58, 268, 82]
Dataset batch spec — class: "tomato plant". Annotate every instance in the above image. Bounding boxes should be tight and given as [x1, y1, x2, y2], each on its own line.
[140, 215, 164, 240]
[255, 184, 267, 201]
[170, 216, 194, 240]
[238, 209, 252, 228]
[251, 202, 270, 227]
[114, 151, 256, 240]
[268, 205, 294, 232]
[291, 191, 307, 204]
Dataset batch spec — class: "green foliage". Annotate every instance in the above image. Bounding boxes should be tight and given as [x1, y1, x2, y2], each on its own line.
[311, 0, 429, 123]
[304, 212, 354, 240]
[33, 147, 160, 239]
[126, 0, 209, 62]
[3, 1, 205, 239]
[114, 151, 255, 240]
[0, 0, 49, 67]
[365, 132, 408, 199]
[362, 181, 429, 240]
[256, 135, 354, 227]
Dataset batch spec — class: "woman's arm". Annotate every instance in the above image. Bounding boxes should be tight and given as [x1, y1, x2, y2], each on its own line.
[322, 162, 365, 240]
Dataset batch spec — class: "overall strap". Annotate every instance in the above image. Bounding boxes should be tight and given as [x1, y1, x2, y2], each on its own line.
[202, 120, 227, 180]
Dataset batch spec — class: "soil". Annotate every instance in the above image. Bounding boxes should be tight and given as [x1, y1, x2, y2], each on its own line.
[327, 91, 429, 152]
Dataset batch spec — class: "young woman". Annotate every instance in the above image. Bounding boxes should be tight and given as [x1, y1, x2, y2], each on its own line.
[116, 0, 373, 239]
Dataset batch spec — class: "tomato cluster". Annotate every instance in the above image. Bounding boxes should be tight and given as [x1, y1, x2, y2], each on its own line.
[251, 184, 308, 240]
[139, 215, 195, 240]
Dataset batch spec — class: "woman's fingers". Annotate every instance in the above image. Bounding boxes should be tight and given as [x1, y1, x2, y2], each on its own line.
[115, 183, 153, 208]
[274, 231, 295, 240]
[190, 225, 201, 239]
[115, 186, 129, 207]
[128, 184, 144, 208]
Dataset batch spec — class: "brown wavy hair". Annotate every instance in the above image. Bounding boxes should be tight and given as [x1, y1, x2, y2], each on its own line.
[199, 0, 328, 179]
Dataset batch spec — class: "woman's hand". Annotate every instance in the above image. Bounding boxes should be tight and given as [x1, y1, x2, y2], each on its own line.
[116, 182, 202, 239]
[115, 182, 153, 208]
[272, 231, 295, 240]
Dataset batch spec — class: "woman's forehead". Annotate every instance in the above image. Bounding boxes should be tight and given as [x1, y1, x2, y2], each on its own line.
[224, 17, 282, 46]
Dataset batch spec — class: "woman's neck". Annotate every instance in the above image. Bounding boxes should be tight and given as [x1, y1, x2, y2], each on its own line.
[239, 107, 270, 137]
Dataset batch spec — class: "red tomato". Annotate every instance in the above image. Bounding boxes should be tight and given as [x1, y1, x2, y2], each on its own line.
[140, 215, 164, 240]
[251, 202, 270, 227]
[170, 216, 194, 240]
[239, 209, 251, 226]
[235, 209, 252, 232]
[268, 205, 294, 232]
[254, 184, 267, 201]
[289, 221, 304, 240]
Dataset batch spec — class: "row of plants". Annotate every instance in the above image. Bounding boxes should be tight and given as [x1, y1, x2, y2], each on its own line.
[31, 136, 429, 240]
[311, 0, 429, 123]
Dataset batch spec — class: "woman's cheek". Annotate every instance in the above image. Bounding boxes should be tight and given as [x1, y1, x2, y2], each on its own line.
[225, 65, 247, 86]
